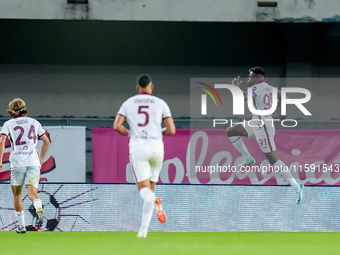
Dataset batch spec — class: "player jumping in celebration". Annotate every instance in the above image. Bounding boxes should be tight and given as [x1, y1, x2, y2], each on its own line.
[0, 98, 50, 233]
[114, 74, 176, 238]
[226, 67, 304, 204]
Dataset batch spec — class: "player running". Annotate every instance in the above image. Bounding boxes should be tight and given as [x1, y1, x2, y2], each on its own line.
[0, 98, 50, 233]
[226, 67, 304, 204]
[114, 74, 176, 238]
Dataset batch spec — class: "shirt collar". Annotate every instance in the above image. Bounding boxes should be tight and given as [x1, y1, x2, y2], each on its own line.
[255, 80, 265, 84]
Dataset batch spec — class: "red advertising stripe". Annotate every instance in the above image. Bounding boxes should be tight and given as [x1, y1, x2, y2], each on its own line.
[0, 170, 10, 182]
[2, 152, 10, 164]
[41, 156, 56, 174]
[5, 139, 11, 148]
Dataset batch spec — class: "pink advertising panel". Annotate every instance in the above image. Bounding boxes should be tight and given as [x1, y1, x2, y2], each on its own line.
[92, 128, 340, 185]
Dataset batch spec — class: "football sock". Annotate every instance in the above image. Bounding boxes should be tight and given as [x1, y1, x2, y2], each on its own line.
[139, 187, 156, 229]
[229, 136, 252, 159]
[15, 211, 25, 228]
[274, 160, 299, 191]
[33, 199, 43, 211]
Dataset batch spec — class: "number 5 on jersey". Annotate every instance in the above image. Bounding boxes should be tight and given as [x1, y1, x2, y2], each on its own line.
[138, 106, 149, 127]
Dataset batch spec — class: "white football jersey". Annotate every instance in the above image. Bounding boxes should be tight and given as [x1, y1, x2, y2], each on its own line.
[251, 81, 274, 120]
[117, 92, 172, 153]
[0, 117, 46, 168]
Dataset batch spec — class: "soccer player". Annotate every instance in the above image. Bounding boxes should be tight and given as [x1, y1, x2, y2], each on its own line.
[226, 67, 304, 203]
[0, 98, 50, 233]
[113, 74, 176, 238]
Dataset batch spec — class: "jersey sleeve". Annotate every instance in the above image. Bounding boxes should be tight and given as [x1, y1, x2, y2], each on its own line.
[252, 84, 264, 98]
[252, 85, 258, 97]
[36, 121, 46, 137]
[0, 122, 9, 137]
[162, 100, 172, 119]
[117, 100, 128, 117]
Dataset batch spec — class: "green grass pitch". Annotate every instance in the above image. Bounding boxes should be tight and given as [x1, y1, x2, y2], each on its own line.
[0, 232, 339, 255]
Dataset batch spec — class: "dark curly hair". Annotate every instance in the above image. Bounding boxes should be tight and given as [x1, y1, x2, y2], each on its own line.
[249, 66, 265, 77]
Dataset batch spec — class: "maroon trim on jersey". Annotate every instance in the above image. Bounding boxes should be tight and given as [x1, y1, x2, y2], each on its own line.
[38, 130, 48, 139]
[258, 115, 262, 127]
[255, 80, 265, 84]
[259, 115, 273, 152]
[0, 133, 8, 137]
[251, 95, 257, 119]
[138, 92, 152, 95]
[253, 95, 258, 110]
[231, 136, 241, 143]
[263, 125, 273, 152]
[117, 113, 126, 118]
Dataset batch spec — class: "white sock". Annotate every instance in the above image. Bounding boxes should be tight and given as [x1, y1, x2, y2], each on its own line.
[273, 160, 299, 191]
[139, 187, 156, 230]
[229, 136, 252, 159]
[33, 199, 43, 212]
[15, 211, 25, 228]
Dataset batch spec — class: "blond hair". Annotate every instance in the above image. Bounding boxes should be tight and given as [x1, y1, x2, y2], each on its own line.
[7, 98, 28, 118]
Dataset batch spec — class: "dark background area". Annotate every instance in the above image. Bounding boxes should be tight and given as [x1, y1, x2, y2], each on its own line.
[1, 19, 339, 73]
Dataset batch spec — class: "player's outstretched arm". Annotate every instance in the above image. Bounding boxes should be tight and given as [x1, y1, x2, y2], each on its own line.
[39, 134, 50, 165]
[113, 114, 130, 136]
[0, 135, 6, 170]
[232, 76, 247, 100]
[162, 117, 176, 136]
[231, 76, 242, 87]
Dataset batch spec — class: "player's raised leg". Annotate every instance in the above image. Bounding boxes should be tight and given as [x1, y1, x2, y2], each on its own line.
[27, 185, 44, 230]
[227, 124, 256, 167]
[266, 151, 304, 204]
[150, 181, 165, 224]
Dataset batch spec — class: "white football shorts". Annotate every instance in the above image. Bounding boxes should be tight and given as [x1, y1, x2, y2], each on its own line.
[244, 119, 276, 153]
[11, 166, 41, 189]
[130, 151, 164, 183]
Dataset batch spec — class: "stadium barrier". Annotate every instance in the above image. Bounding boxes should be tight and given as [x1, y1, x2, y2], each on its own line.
[0, 126, 86, 183]
[1, 183, 339, 232]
